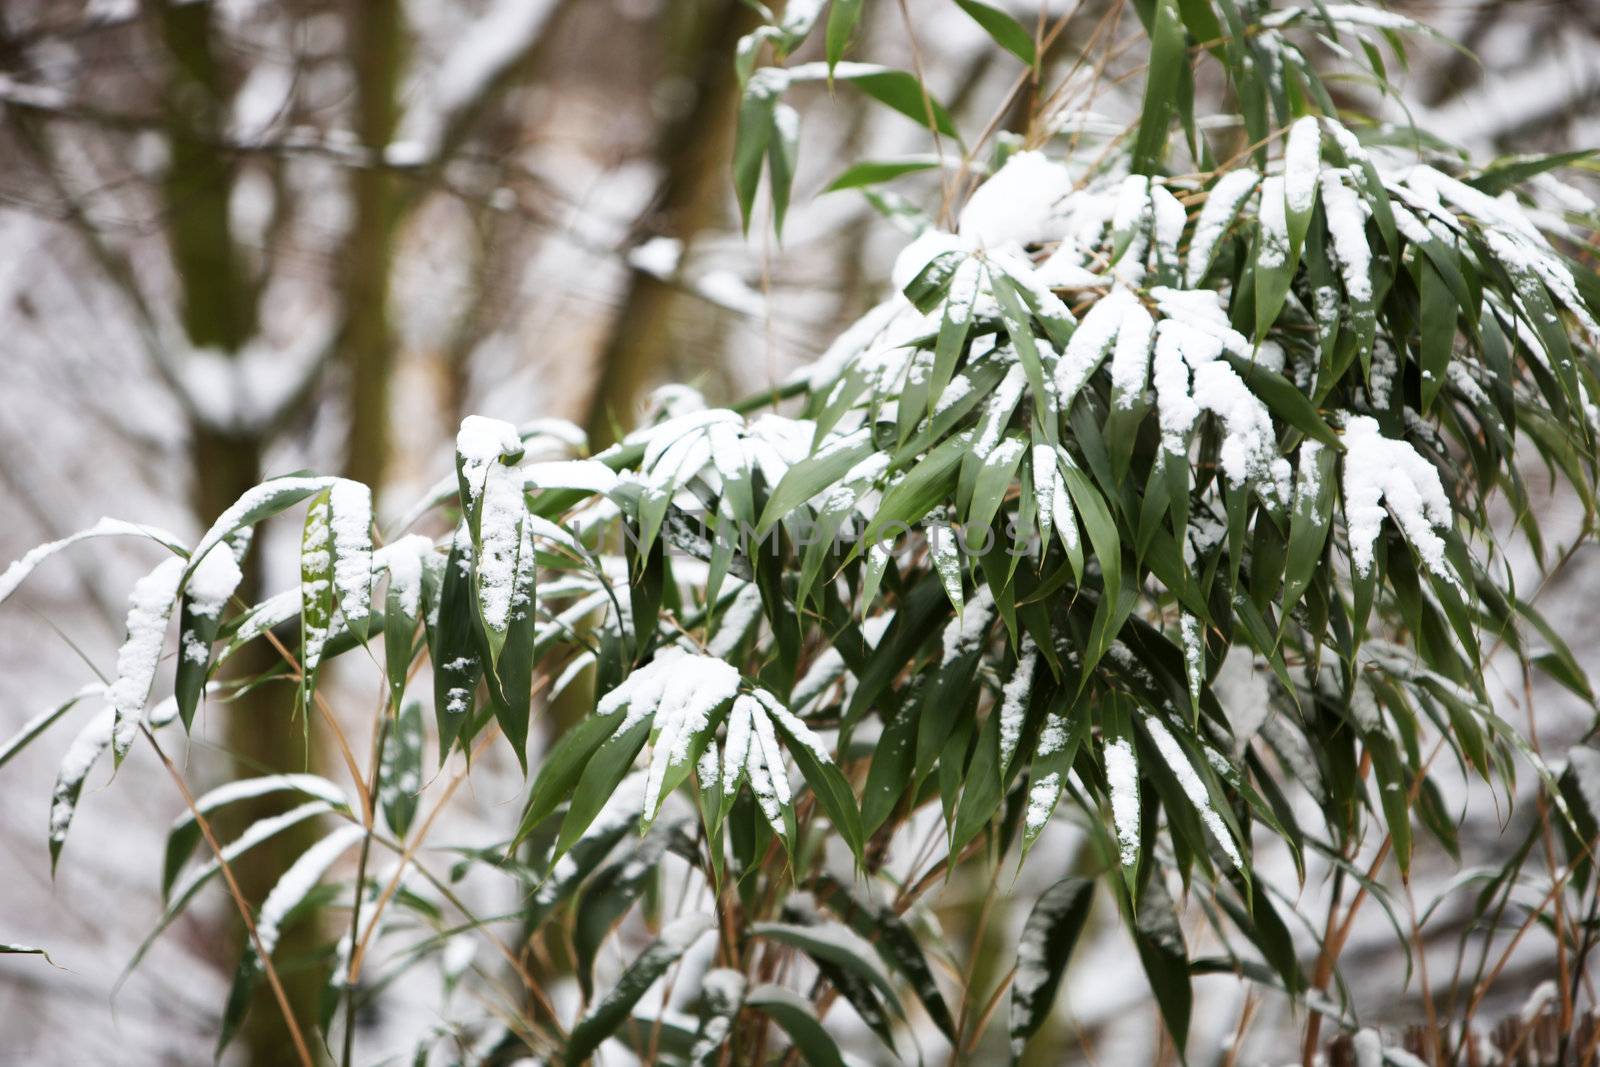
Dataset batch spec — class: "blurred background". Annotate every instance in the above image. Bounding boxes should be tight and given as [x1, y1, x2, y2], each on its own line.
[0, 0, 1597, 1063]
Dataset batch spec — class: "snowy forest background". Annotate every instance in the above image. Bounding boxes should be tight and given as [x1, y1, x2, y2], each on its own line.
[0, 0, 1597, 1063]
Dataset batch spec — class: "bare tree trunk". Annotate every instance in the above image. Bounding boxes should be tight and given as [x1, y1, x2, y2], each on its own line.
[582, 0, 755, 448]
[153, 6, 325, 1059]
[339, 2, 404, 500]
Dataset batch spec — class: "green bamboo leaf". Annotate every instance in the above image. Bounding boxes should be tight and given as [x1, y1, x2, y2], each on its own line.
[1132, 876, 1192, 1051]
[759, 431, 873, 533]
[1009, 877, 1094, 1062]
[567, 915, 714, 1064]
[815, 64, 960, 139]
[486, 522, 536, 772]
[955, 0, 1036, 65]
[769, 103, 800, 237]
[174, 537, 246, 731]
[1221, 352, 1341, 448]
[1418, 256, 1456, 413]
[751, 921, 903, 1015]
[1131, 0, 1184, 174]
[123, 800, 337, 984]
[826, 0, 865, 72]
[1280, 440, 1337, 623]
[747, 984, 847, 1067]
[951, 702, 1003, 854]
[555, 715, 653, 858]
[0, 684, 98, 773]
[734, 75, 781, 232]
[514, 708, 628, 847]
[217, 825, 363, 1056]
[380, 700, 424, 839]
[814, 873, 958, 1040]
[299, 490, 335, 689]
[431, 525, 484, 761]
[824, 156, 942, 192]
[162, 774, 349, 902]
[0, 944, 57, 965]
[573, 828, 675, 998]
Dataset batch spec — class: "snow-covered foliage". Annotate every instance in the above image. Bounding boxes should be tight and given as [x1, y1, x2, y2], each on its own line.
[4, 1, 1599, 1064]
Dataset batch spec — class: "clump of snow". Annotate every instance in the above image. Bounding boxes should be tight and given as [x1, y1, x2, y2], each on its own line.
[456, 414, 523, 500]
[1341, 415, 1456, 583]
[1025, 772, 1061, 834]
[958, 150, 1071, 250]
[941, 587, 995, 663]
[256, 825, 364, 956]
[378, 534, 433, 620]
[186, 543, 243, 619]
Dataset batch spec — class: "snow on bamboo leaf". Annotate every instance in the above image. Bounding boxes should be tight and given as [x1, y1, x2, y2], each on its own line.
[1054, 287, 1132, 406]
[455, 414, 523, 503]
[1283, 115, 1321, 232]
[191, 476, 336, 572]
[998, 635, 1038, 771]
[1010, 877, 1094, 1059]
[0, 518, 187, 607]
[163, 773, 350, 900]
[1320, 169, 1373, 303]
[1104, 736, 1141, 868]
[1109, 299, 1156, 406]
[300, 490, 335, 675]
[1257, 174, 1290, 270]
[48, 706, 114, 871]
[475, 462, 526, 661]
[329, 479, 373, 638]
[109, 556, 185, 763]
[256, 825, 363, 957]
[1186, 169, 1258, 286]
[1340, 415, 1457, 583]
[1145, 719, 1243, 868]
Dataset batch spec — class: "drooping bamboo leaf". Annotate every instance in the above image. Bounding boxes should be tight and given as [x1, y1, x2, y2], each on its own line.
[566, 915, 714, 1064]
[1009, 877, 1094, 1061]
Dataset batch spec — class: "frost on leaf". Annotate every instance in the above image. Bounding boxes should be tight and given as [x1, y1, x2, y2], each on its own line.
[1340, 415, 1456, 583]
